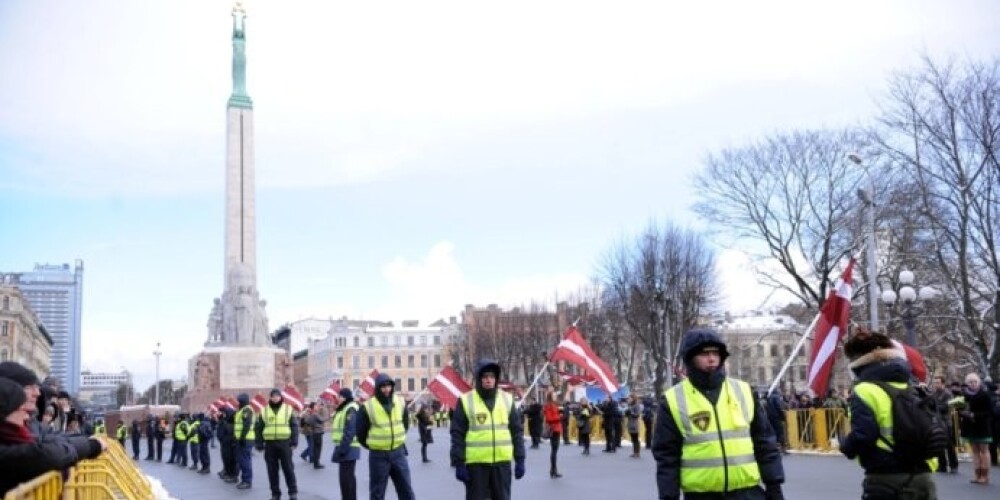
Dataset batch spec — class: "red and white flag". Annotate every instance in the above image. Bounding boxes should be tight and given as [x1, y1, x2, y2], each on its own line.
[356, 369, 380, 401]
[891, 339, 928, 383]
[224, 397, 238, 410]
[550, 326, 620, 394]
[557, 370, 598, 386]
[320, 380, 342, 405]
[250, 393, 267, 413]
[807, 258, 856, 397]
[427, 366, 472, 409]
[281, 384, 305, 412]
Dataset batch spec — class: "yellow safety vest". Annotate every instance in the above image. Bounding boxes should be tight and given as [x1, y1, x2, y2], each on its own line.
[462, 390, 513, 464]
[853, 381, 938, 471]
[174, 421, 188, 442]
[189, 421, 201, 444]
[261, 404, 293, 441]
[116, 426, 127, 440]
[665, 378, 760, 493]
[234, 407, 256, 441]
[94, 423, 106, 435]
[364, 395, 406, 451]
[331, 401, 360, 448]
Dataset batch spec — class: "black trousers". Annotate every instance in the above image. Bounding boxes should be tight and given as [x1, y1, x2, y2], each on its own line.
[155, 437, 163, 461]
[338, 460, 357, 500]
[145, 434, 155, 459]
[935, 423, 959, 472]
[549, 432, 560, 473]
[219, 439, 234, 476]
[643, 419, 653, 448]
[465, 463, 512, 500]
[264, 440, 297, 496]
[310, 433, 324, 466]
[579, 432, 590, 453]
[131, 436, 141, 458]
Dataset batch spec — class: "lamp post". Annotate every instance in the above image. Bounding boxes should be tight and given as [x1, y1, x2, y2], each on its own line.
[881, 269, 938, 347]
[153, 342, 162, 406]
[849, 153, 880, 331]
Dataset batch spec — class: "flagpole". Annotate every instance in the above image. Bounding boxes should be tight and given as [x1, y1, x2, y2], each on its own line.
[519, 361, 551, 409]
[407, 388, 430, 409]
[766, 312, 821, 397]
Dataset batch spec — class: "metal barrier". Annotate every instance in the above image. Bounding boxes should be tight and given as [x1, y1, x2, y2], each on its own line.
[2, 471, 63, 500]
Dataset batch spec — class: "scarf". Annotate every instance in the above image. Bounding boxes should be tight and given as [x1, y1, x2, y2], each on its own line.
[0, 421, 35, 444]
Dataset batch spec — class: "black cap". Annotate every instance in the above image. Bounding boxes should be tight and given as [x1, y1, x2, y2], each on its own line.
[0, 361, 40, 387]
[0, 377, 26, 420]
[270, 388, 282, 397]
[339, 388, 354, 400]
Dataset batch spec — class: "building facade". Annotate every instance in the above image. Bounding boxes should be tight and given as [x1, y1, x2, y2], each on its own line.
[0, 285, 53, 380]
[307, 319, 462, 400]
[0, 262, 83, 393]
[79, 370, 131, 407]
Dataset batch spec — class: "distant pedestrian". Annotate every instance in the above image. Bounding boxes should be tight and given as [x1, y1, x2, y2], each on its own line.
[130, 418, 142, 459]
[625, 394, 642, 458]
[543, 391, 563, 478]
[960, 372, 993, 485]
[417, 405, 434, 463]
[576, 398, 593, 455]
[523, 397, 543, 449]
[144, 414, 156, 460]
[115, 421, 127, 448]
[306, 402, 327, 469]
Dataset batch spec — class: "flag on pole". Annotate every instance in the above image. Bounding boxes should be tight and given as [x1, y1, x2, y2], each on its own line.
[807, 258, 856, 397]
[356, 369, 380, 401]
[427, 366, 471, 409]
[224, 397, 238, 410]
[550, 326, 620, 394]
[281, 384, 305, 411]
[320, 380, 342, 405]
[891, 339, 928, 383]
[250, 393, 267, 413]
[556, 370, 598, 386]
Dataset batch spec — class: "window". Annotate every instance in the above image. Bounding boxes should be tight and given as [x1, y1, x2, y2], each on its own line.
[420, 336, 427, 345]
[434, 354, 441, 368]
[0, 349, 6, 362]
[407, 355, 414, 368]
[420, 354, 428, 368]
[755, 345, 764, 357]
[407, 336, 414, 346]
[382, 355, 389, 368]
[336, 356, 343, 369]
[352, 355, 360, 369]
[770, 345, 778, 357]
[368, 356, 375, 369]
[395, 335, 401, 346]
[353, 336, 359, 347]
[407, 378, 415, 391]
[433, 335, 441, 346]
[0, 321, 7, 337]
[783, 345, 792, 358]
[367, 337, 374, 347]
[381, 336, 388, 346]
[420, 377, 428, 389]
[757, 367, 766, 383]
[394, 355, 402, 368]
[1, 296, 8, 310]
[395, 378, 402, 389]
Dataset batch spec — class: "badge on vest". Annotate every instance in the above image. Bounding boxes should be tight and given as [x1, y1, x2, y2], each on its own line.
[691, 411, 712, 431]
[476, 413, 487, 425]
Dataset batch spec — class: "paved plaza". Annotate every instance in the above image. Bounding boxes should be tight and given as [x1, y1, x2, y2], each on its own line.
[137, 432, 996, 499]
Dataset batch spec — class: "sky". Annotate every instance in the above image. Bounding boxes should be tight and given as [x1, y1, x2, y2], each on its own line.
[1, 1, 998, 392]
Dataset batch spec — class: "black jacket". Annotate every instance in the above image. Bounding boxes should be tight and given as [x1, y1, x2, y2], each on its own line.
[253, 400, 299, 448]
[449, 359, 525, 466]
[652, 329, 783, 499]
[0, 425, 102, 496]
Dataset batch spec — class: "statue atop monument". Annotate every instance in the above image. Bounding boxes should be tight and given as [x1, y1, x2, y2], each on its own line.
[228, 2, 252, 109]
[206, 263, 271, 347]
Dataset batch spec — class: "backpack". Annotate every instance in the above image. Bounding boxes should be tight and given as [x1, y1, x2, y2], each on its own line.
[870, 381, 948, 468]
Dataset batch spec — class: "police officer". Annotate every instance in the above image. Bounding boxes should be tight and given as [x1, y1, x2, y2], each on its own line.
[217, 406, 238, 482]
[94, 419, 106, 436]
[233, 393, 255, 490]
[451, 359, 526, 500]
[255, 388, 299, 500]
[331, 388, 361, 500]
[652, 329, 785, 500]
[170, 414, 189, 467]
[144, 414, 157, 460]
[115, 421, 127, 448]
[188, 413, 202, 471]
[197, 413, 213, 474]
[357, 374, 415, 500]
[130, 418, 142, 459]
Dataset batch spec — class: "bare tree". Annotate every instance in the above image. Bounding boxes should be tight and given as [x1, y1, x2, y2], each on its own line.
[598, 221, 718, 395]
[875, 56, 1000, 378]
[692, 130, 868, 310]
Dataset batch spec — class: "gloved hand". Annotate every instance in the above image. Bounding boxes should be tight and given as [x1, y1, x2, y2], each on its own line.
[514, 458, 525, 480]
[455, 463, 469, 483]
[764, 483, 784, 500]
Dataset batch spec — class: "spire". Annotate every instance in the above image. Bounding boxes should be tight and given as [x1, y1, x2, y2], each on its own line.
[228, 2, 253, 109]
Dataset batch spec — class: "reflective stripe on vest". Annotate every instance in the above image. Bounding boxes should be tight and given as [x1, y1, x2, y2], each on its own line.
[173, 422, 187, 442]
[365, 395, 406, 451]
[234, 407, 256, 441]
[95, 424, 106, 435]
[462, 391, 514, 464]
[665, 378, 760, 493]
[262, 404, 293, 441]
[853, 380, 938, 471]
[331, 401, 360, 448]
[189, 421, 201, 444]
[116, 426, 126, 439]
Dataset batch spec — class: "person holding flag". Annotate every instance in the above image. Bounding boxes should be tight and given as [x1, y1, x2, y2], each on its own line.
[450, 358, 526, 500]
[652, 329, 785, 500]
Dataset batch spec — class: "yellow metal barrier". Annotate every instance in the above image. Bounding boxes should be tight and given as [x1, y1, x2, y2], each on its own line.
[2, 471, 63, 500]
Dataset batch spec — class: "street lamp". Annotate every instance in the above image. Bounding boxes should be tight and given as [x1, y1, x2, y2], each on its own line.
[850, 153, 880, 331]
[153, 342, 162, 406]
[881, 269, 938, 347]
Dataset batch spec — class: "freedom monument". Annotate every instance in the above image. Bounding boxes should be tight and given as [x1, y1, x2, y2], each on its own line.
[183, 3, 294, 411]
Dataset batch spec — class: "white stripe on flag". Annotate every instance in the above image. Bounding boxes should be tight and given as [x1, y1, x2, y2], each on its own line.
[808, 324, 841, 385]
[434, 374, 464, 397]
[556, 338, 618, 393]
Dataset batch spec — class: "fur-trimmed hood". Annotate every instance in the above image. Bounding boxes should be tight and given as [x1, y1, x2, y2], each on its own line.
[848, 347, 911, 383]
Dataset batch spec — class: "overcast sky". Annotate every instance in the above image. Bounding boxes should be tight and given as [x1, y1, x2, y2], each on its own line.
[1, 1, 997, 391]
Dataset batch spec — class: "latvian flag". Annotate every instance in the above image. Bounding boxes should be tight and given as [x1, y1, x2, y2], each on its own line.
[807, 258, 855, 398]
[557, 370, 598, 386]
[550, 326, 620, 395]
[250, 393, 267, 413]
[281, 384, 305, 412]
[356, 369, 380, 402]
[320, 380, 342, 405]
[427, 366, 471, 409]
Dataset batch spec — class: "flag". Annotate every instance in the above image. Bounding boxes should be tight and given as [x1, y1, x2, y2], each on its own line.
[499, 382, 522, 397]
[356, 369, 380, 401]
[224, 397, 238, 410]
[427, 366, 471, 409]
[557, 370, 598, 386]
[250, 393, 267, 413]
[550, 326, 620, 394]
[807, 258, 855, 397]
[320, 380, 342, 405]
[281, 384, 305, 412]
[891, 339, 928, 383]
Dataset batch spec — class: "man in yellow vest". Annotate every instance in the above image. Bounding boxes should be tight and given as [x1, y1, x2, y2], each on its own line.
[357, 374, 415, 500]
[652, 329, 785, 500]
[839, 331, 938, 498]
[331, 387, 361, 500]
[254, 388, 299, 500]
[115, 421, 127, 448]
[233, 393, 255, 490]
[450, 358, 526, 500]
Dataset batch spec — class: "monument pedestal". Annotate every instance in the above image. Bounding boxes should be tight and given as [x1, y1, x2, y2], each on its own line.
[182, 346, 294, 412]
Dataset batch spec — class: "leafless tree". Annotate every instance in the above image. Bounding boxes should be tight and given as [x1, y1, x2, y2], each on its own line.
[692, 129, 868, 310]
[598, 221, 718, 395]
[874, 56, 1000, 378]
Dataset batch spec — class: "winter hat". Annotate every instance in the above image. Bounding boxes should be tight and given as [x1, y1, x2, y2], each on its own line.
[236, 393, 250, 406]
[339, 388, 354, 401]
[843, 330, 895, 361]
[269, 388, 282, 397]
[0, 377, 27, 420]
[0, 361, 40, 387]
